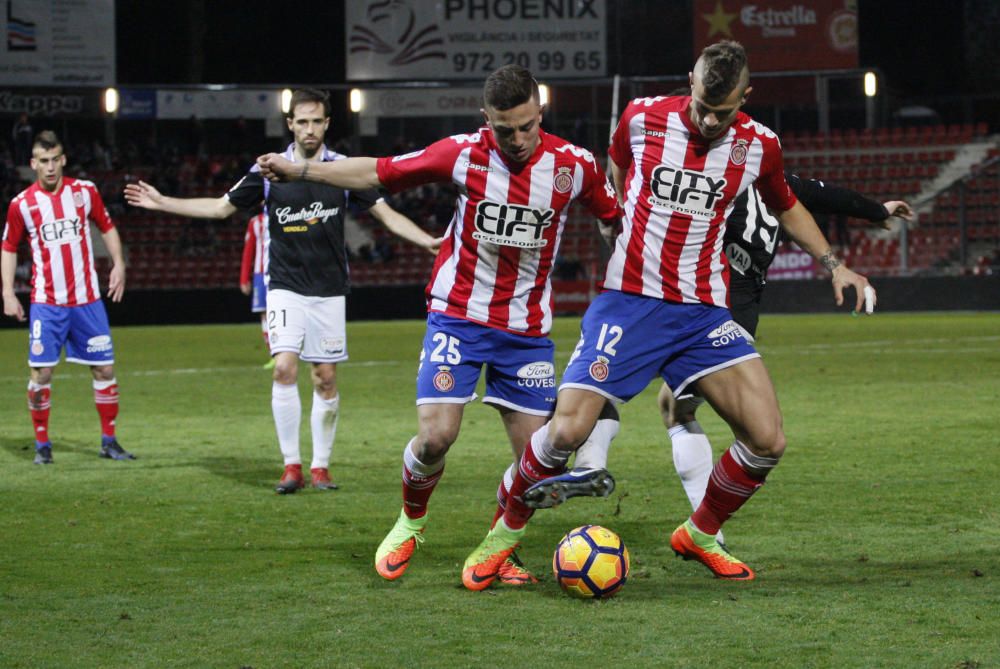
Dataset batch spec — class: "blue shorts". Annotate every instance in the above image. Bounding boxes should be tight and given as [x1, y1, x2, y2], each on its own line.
[416, 312, 556, 416]
[28, 301, 115, 368]
[251, 273, 266, 313]
[560, 291, 759, 402]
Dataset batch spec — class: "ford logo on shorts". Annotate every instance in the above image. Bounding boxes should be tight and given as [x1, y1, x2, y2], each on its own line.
[516, 362, 554, 379]
[86, 335, 112, 353]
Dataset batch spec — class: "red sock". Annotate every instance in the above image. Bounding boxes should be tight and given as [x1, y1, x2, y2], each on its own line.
[93, 379, 119, 438]
[502, 441, 564, 530]
[402, 462, 444, 520]
[691, 446, 769, 535]
[27, 382, 51, 444]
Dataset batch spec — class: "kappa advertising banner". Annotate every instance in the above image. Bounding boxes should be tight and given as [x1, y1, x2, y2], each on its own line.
[693, 0, 858, 72]
[0, 88, 101, 117]
[1, 0, 115, 86]
[347, 0, 606, 81]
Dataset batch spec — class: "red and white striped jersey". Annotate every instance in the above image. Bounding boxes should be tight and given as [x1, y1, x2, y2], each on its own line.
[606, 96, 796, 306]
[239, 212, 268, 285]
[3, 178, 114, 306]
[376, 127, 622, 337]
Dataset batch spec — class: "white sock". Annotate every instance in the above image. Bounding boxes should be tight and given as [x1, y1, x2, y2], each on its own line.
[529, 422, 572, 470]
[402, 437, 444, 476]
[310, 392, 339, 470]
[271, 382, 301, 465]
[574, 417, 621, 470]
[668, 420, 724, 544]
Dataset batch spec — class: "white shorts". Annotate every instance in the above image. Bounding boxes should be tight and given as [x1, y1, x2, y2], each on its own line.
[266, 289, 348, 364]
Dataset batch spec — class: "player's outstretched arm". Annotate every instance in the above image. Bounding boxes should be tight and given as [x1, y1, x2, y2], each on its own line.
[1, 250, 26, 321]
[256, 154, 382, 191]
[124, 180, 236, 220]
[369, 201, 443, 255]
[101, 227, 127, 302]
[777, 200, 874, 313]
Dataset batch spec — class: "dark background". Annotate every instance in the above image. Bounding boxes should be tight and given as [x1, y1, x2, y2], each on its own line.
[116, 0, 989, 96]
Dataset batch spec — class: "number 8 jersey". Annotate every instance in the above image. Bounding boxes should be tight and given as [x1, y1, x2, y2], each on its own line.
[376, 126, 622, 337]
[3, 178, 114, 306]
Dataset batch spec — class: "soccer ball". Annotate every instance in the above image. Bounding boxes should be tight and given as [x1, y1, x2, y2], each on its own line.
[552, 525, 630, 599]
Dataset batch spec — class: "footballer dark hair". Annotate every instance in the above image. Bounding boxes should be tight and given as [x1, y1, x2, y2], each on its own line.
[698, 40, 748, 102]
[286, 87, 332, 119]
[483, 64, 540, 111]
[33, 130, 62, 151]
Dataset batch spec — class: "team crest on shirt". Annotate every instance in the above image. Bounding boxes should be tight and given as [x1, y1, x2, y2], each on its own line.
[31, 340, 44, 356]
[553, 167, 574, 194]
[729, 139, 749, 166]
[588, 356, 610, 382]
[72, 191, 85, 208]
[433, 367, 455, 392]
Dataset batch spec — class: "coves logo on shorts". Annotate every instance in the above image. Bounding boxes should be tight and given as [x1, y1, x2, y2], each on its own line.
[86, 335, 112, 353]
[473, 200, 554, 248]
[707, 321, 749, 348]
[648, 166, 727, 218]
[515, 361, 554, 389]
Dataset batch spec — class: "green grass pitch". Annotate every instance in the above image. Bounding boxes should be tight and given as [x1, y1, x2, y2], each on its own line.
[1, 312, 998, 668]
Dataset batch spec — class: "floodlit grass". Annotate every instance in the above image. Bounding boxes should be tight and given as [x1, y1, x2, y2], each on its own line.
[1, 312, 998, 668]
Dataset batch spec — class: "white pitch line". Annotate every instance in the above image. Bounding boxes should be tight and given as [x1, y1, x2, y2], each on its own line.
[0, 359, 406, 381]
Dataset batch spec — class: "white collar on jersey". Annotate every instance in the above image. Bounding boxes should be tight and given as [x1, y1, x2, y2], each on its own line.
[282, 143, 346, 162]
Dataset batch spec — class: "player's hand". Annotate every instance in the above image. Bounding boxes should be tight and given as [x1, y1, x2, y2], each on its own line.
[2, 293, 26, 321]
[831, 264, 874, 313]
[883, 200, 914, 221]
[257, 153, 296, 182]
[124, 180, 165, 211]
[425, 236, 445, 255]
[107, 263, 126, 302]
[240, 282, 252, 295]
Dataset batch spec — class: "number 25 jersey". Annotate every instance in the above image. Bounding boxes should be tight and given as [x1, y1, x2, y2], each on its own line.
[376, 126, 622, 337]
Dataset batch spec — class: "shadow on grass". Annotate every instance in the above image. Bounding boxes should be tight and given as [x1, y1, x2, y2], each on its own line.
[0, 435, 96, 462]
[200, 455, 281, 490]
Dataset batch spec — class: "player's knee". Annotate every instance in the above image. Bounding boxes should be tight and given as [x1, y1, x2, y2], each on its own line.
[672, 396, 701, 426]
[91, 365, 114, 381]
[272, 362, 297, 385]
[744, 420, 786, 459]
[548, 417, 590, 451]
[414, 431, 455, 461]
[31, 368, 53, 385]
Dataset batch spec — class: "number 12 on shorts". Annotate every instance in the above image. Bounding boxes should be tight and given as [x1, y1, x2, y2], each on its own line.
[596, 323, 623, 356]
